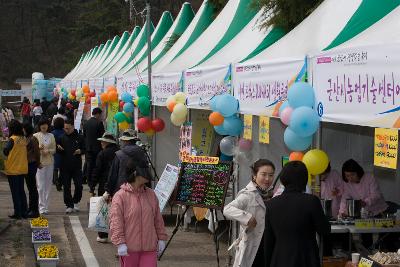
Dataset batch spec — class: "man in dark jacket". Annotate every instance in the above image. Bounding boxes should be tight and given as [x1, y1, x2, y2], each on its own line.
[264, 161, 330, 267]
[45, 98, 58, 119]
[92, 132, 119, 243]
[104, 129, 151, 196]
[83, 107, 105, 195]
[58, 119, 85, 214]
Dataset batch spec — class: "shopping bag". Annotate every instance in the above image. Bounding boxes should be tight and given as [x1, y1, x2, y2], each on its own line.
[88, 197, 110, 232]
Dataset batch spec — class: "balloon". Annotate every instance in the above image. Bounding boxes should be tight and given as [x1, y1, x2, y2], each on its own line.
[167, 101, 176, 112]
[284, 128, 312, 151]
[289, 106, 320, 137]
[119, 121, 130, 130]
[119, 101, 125, 109]
[210, 95, 222, 111]
[100, 93, 109, 103]
[222, 116, 243, 136]
[138, 96, 150, 109]
[170, 113, 186, 126]
[287, 82, 315, 108]
[214, 125, 228, 135]
[165, 95, 176, 106]
[172, 103, 187, 119]
[68, 93, 74, 100]
[289, 152, 304, 161]
[114, 112, 127, 123]
[123, 102, 135, 113]
[108, 90, 118, 102]
[134, 98, 139, 106]
[107, 85, 117, 92]
[219, 136, 237, 156]
[90, 91, 96, 97]
[84, 92, 90, 99]
[174, 92, 186, 104]
[141, 108, 151, 116]
[220, 153, 233, 161]
[209, 112, 224, 126]
[136, 84, 150, 97]
[71, 89, 76, 97]
[302, 149, 329, 175]
[280, 107, 293, 126]
[216, 94, 239, 117]
[82, 85, 90, 94]
[238, 138, 252, 152]
[66, 103, 73, 109]
[86, 98, 91, 104]
[145, 128, 155, 136]
[279, 100, 290, 116]
[137, 117, 152, 132]
[151, 118, 165, 132]
[121, 92, 133, 103]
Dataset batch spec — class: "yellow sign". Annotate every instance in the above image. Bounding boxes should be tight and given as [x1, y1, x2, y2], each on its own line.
[180, 151, 219, 164]
[243, 114, 252, 140]
[374, 128, 398, 169]
[259, 116, 270, 144]
[191, 112, 214, 156]
[358, 257, 373, 267]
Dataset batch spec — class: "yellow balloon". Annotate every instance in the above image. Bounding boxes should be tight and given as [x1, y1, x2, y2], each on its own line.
[170, 113, 186, 126]
[302, 149, 329, 175]
[165, 95, 177, 106]
[172, 103, 187, 119]
[134, 98, 139, 106]
[119, 121, 130, 130]
[145, 128, 155, 136]
[174, 92, 186, 104]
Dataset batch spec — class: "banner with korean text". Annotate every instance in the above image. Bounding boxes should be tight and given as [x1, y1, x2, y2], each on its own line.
[234, 58, 306, 116]
[116, 74, 147, 97]
[184, 64, 232, 109]
[94, 78, 104, 95]
[152, 72, 183, 106]
[311, 43, 400, 128]
[104, 76, 116, 88]
[88, 78, 96, 90]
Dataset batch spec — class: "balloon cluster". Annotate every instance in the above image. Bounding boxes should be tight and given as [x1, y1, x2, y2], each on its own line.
[136, 117, 165, 136]
[280, 82, 320, 152]
[100, 86, 118, 104]
[135, 84, 151, 116]
[219, 136, 253, 164]
[165, 92, 187, 126]
[56, 85, 96, 104]
[209, 94, 243, 136]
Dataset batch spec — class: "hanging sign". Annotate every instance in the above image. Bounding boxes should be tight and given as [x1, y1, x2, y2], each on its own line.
[191, 111, 214, 156]
[154, 164, 180, 212]
[374, 128, 398, 169]
[94, 78, 104, 95]
[152, 72, 183, 106]
[179, 122, 192, 160]
[74, 101, 85, 131]
[259, 116, 270, 144]
[106, 101, 119, 136]
[243, 114, 253, 140]
[116, 75, 147, 97]
[104, 76, 116, 88]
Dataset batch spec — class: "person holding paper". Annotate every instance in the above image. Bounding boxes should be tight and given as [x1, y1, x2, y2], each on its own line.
[223, 159, 276, 267]
[110, 159, 167, 267]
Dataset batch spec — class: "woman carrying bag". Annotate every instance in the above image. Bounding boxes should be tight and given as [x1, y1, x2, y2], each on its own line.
[223, 159, 276, 267]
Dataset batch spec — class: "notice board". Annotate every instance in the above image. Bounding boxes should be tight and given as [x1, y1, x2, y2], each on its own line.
[174, 162, 232, 209]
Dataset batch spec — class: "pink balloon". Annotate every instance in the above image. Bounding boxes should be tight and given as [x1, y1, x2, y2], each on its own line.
[280, 107, 294, 126]
[238, 138, 252, 152]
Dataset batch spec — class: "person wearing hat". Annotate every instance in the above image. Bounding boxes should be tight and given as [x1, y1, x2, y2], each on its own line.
[105, 129, 151, 197]
[110, 158, 167, 266]
[92, 132, 119, 243]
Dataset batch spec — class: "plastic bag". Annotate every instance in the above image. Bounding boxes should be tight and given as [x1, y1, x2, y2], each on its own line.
[88, 197, 110, 232]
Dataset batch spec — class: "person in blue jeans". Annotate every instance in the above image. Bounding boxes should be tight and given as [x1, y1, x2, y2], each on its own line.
[51, 117, 65, 191]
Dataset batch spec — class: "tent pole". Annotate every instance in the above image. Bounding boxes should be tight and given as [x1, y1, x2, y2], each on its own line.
[146, 1, 151, 92]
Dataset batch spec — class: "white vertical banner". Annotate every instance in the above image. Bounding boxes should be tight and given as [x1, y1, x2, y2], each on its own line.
[82, 79, 89, 86]
[104, 76, 116, 88]
[116, 74, 147, 97]
[74, 101, 85, 131]
[88, 78, 96, 90]
[94, 78, 104, 95]
[311, 43, 400, 128]
[152, 72, 183, 106]
[154, 164, 180, 212]
[184, 64, 232, 109]
[233, 58, 306, 116]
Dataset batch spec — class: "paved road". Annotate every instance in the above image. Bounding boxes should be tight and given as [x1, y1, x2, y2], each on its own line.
[0, 175, 231, 267]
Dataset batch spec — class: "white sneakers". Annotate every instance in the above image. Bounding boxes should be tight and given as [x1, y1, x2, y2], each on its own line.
[73, 203, 80, 212]
[96, 237, 108, 243]
[66, 203, 80, 214]
[66, 207, 73, 214]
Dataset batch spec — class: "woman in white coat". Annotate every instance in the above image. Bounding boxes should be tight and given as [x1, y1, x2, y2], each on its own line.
[224, 159, 275, 267]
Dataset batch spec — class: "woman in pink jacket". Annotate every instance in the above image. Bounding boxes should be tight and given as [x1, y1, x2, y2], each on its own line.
[110, 159, 167, 267]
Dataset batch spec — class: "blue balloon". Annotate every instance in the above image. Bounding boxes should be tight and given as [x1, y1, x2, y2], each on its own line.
[284, 128, 312, 151]
[210, 95, 222, 111]
[216, 94, 238, 117]
[288, 82, 315, 108]
[223, 116, 243, 137]
[289, 106, 320, 137]
[121, 92, 133, 103]
[220, 153, 233, 161]
[279, 100, 290, 116]
[214, 125, 228, 136]
[123, 102, 135, 113]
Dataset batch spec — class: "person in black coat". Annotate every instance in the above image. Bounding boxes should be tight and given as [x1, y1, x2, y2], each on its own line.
[264, 161, 330, 267]
[83, 107, 105, 195]
[57, 119, 85, 213]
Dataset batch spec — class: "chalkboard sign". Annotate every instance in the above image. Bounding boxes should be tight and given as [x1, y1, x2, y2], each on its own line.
[174, 162, 232, 209]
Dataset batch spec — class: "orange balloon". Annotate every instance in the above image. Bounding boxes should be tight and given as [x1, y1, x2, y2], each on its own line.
[108, 90, 118, 102]
[167, 101, 176, 112]
[82, 85, 90, 94]
[289, 152, 304, 161]
[100, 93, 109, 103]
[393, 116, 400, 128]
[209, 112, 224, 126]
[145, 128, 155, 136]
[107, 85, 117, 92]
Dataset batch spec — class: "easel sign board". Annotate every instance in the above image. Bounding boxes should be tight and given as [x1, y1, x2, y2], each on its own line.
[174, 161, 232, 209]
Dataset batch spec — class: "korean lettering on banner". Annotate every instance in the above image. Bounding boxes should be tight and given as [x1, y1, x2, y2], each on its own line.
[116, 75, 147, 97]
[259, 116, 270, 144]
[154, 164, 180, 212]
[104, 77, 116, 88]
[94, 78, 104, 95]
[179, 122, 192, 159]
[184, 65, 232, 109]
[180, 151, 219, 164]
[106, 101, 119, 136]
[152, 72, 183, 106]
[374, 128, 398, 169]
[191, 111, 214, 156]
[175, 161, 232, 209]
[312, 43, 400, 128]
[88, 78, 96, 90]
[243, 114, 253, 140]
[74, 101, 85, 131]
[234, 58, 306, 116]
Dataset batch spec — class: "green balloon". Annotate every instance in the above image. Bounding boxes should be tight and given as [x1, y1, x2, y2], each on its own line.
[138, 96, 150, 109]
[136, 84, 150, 97]
[114, 112, 127, 123]
[141, 107, 150, 116]
[126, 116, 133, 124]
